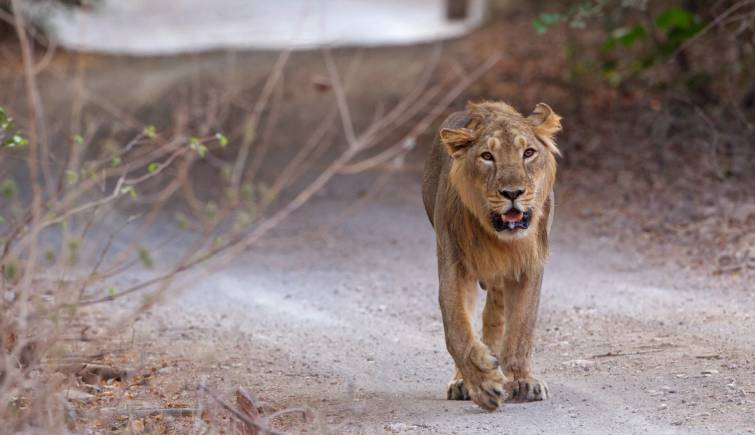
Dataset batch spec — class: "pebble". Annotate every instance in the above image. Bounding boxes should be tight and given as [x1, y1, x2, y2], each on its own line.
[386, 422, 410, 432]
[561, 359, 596, 370]
[157, 366, 175, 375]
[701, 369, 719, 376]
[63, 389, 94, 402]
[658, 403, 668, 410]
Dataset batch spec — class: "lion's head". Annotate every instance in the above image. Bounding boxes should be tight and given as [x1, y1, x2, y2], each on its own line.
[441, 101, 562, 241]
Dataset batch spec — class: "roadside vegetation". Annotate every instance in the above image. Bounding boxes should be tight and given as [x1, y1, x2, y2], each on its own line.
[481, 0, 754, 279]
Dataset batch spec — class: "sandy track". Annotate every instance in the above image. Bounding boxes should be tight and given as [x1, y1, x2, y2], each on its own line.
[135, 169, 754, 434]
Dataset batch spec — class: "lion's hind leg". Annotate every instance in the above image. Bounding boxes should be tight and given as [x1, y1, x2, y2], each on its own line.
[446, 366, 470, 400]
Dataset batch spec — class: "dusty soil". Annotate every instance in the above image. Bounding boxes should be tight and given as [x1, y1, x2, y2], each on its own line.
[83, 166, 755, 434]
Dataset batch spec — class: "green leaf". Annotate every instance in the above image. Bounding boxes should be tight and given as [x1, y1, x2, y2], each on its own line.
[147, 162, 159, 172]
[67, 239, 80, 265]
[533, 18, 548, 34]
[540, 12, 562, 25]
[0, 107, 9, 128]
[655, 7, 694, 30]
[107, 287, 117, 299]
[257, 183, 275, 205]
[175, 212, 190, 230]
[0, 107, 14, 132]
[189, 137, 207, 157]
[3, 261, 17, 282]
[65, 169, 79, 185]
[215, 132, 229, 147]
[111, 156, 122, 167]
[143, 125, 156, 138]
[4, 132, 28, 148]
[609, 25, 648, 48]
[72, 134, 84, 145]
[120, 185, 137, 199]
[198, 144, 207, 157]
[0, 179, 17, 199]
[532, 12, 561, 34]
[138, 247, 154, 268]
[206, 201, 218, 220]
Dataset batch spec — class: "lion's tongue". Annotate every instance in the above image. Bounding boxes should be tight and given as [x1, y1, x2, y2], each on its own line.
[503, 210, 523, 222]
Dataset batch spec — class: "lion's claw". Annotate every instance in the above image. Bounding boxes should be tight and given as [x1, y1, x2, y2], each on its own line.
[470, 379, 504, 411]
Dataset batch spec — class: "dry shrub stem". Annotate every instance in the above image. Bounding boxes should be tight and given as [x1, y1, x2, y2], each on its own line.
[0, 7, 502, 430]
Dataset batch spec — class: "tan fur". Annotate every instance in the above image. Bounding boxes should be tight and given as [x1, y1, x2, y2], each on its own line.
[422, 100, 562, 410]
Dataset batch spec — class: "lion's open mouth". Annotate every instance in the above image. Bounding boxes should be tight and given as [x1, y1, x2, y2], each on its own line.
[490, 209, 531, 232]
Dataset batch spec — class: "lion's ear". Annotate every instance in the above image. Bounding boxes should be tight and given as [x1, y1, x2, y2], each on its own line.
[527, 102, 562, 156]
[440, 127, 477, 158]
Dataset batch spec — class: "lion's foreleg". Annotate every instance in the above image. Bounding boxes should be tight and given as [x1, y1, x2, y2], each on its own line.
[500, 269, 550, 402]
[481, 288, 506, 360]
[439, 265, 504, 410]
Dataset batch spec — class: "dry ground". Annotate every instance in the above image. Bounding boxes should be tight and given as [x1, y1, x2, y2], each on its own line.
[76, 168, 755, 434]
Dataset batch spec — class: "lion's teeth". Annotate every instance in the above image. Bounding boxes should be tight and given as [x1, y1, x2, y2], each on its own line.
[508, 221, 515, 230]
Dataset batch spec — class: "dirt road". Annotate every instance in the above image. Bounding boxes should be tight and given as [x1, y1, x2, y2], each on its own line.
[133, 168, 754, 434]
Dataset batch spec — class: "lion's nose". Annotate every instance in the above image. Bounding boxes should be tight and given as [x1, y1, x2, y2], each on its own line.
[499, 188, 525, 200]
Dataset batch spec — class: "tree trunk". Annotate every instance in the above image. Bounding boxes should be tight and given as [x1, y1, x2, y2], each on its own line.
[446, 0, 469, 20]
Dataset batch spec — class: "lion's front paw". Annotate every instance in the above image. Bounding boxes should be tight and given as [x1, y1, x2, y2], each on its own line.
[460, 344, 505, 411]
[467, 375, 505, 411]
[506, 377, 549, 402]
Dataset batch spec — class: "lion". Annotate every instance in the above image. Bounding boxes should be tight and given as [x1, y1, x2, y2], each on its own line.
[422, 100, 562, 411]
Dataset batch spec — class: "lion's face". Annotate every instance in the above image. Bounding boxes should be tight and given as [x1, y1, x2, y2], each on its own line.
[442, 102, 561, 241]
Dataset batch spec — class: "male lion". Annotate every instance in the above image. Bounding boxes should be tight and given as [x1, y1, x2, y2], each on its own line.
[422, 100, 562, 411]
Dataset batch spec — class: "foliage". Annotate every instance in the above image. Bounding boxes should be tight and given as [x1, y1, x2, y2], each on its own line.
[0, 107, 29, 148]
[533, 1, 724, 90]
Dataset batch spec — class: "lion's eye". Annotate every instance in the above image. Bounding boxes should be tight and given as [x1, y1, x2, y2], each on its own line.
[523, 148, 536, 159]
[481, 152, 494, 161]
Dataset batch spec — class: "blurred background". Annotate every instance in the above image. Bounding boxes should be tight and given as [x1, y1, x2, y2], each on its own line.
[1, 0, 753, 433]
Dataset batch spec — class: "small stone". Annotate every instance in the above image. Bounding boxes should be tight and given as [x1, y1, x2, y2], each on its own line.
[658, 403, 668, 410]
[157, 367, 175, 375]
[561, 359, 596, 370]
[386, 422, 409, 432]
[63, 389, 94, 402]
[701, 369, 719, 375]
